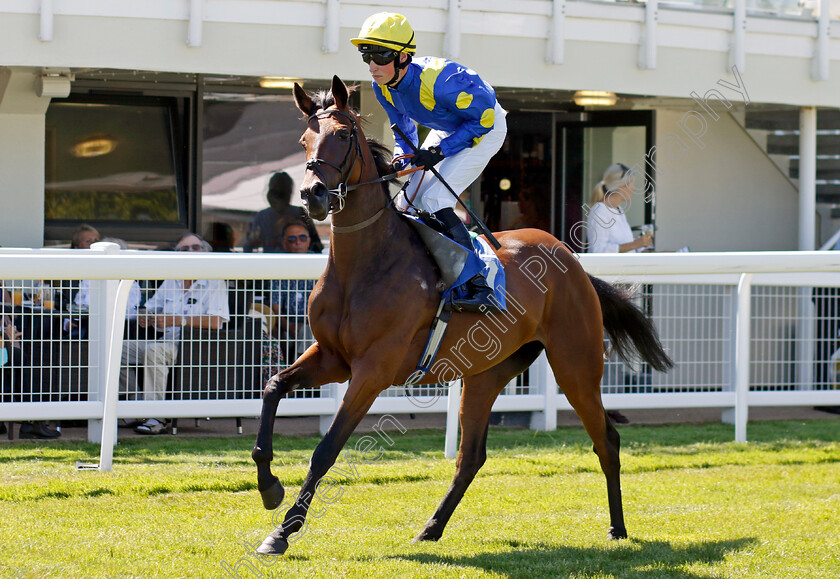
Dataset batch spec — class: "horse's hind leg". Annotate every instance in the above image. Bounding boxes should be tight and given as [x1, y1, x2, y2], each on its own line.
[414, 342, 544, 542]
[252, 343, 349, 511]
[544, 333, 627, 539]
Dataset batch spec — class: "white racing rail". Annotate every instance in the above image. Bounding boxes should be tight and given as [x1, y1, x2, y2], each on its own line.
[2, 244, 840, 470]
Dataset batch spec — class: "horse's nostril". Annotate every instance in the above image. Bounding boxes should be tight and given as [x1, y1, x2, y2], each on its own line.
[304, 183, 328, 201]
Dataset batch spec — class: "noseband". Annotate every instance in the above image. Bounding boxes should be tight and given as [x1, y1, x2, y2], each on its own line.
[304, 109, 363, 215]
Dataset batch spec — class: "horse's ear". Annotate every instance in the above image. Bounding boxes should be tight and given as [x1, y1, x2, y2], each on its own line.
[331, 75, 348, 110]
[293, 83, 314, 116]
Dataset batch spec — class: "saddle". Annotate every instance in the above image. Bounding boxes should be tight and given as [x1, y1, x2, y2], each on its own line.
[400, 212, 506, 309]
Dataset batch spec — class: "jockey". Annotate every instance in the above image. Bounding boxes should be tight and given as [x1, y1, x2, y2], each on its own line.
[351, 12, 508, 313]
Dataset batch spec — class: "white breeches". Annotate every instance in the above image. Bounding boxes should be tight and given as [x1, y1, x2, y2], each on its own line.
[400, 102, 507, 214]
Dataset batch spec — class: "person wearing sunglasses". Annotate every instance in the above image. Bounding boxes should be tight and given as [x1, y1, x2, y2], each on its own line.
[351, 12, 508, 313]
[280, 222, 312, 255]
[271, 221, 316, 362]
[585, 163, 653, 254]
[120, 232, 230, 434]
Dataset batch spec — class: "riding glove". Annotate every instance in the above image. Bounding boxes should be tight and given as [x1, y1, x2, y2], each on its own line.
[411, 146, 445, 170]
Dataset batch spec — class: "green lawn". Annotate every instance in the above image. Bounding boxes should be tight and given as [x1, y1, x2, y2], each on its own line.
[0, 420, 838, 578]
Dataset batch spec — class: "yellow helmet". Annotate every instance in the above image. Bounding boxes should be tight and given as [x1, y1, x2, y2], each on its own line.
[351, 12, 416, 54]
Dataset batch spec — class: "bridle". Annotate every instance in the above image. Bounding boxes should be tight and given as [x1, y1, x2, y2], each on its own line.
[304, 107, 417, 233]
[304, 109, 364, 215]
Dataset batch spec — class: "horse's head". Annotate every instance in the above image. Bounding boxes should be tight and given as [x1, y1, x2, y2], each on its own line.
[293, 76, 364, 221]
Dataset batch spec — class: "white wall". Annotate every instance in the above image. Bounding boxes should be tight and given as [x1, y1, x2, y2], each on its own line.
[0, 68, 49, 248]
[654, 108, 799, 252]
[1, 4, 839, 107]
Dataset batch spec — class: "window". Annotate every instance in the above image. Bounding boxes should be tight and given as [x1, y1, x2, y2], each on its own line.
[44, 94, 192, 243]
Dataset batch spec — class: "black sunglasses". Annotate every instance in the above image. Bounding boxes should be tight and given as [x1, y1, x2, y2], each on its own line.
[285, 234, 309, 244]
[361, 50, 399, 66]
[617, 163, 631, 179]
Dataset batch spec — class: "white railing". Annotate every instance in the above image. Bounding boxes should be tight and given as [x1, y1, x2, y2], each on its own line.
[2, 247, 840, 470]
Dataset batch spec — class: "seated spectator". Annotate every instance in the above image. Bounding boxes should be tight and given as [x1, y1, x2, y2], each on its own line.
[53, 224, 102, 312]
[60, 237, 142, 340]
[120, 233, 230, 434]
[244, 171, 323, 254]
[71, 224, 101, 249]
[271, 221, 316, 363]
[1, 288, 59, 439]
[205, 221, 236, 253]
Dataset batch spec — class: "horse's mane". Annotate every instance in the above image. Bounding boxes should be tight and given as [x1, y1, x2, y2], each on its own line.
[310, 88, 398, 197]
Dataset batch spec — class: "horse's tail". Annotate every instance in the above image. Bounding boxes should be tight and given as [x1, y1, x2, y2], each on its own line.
[588, 274, 674, 373]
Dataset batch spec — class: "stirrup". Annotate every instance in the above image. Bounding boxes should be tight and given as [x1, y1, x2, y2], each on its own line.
[449, 276, 501, 314]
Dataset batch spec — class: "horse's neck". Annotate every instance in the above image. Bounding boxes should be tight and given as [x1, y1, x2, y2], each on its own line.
[327, 148, 424, 282]
[329, 192, 409, 273]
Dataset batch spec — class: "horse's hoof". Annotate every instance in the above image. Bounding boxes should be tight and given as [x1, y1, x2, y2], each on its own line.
[411, 530, 441, 543]
[607, 526, 628, 540]
[259, 478, 285, 510]
[255, 534, 289, 556]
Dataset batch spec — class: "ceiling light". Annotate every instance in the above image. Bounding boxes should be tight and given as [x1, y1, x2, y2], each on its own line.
[499, 178, 512, 191]
[573, 90, 617, 107]
[72, 134, 117, 158]
[259, 77, 302, 89]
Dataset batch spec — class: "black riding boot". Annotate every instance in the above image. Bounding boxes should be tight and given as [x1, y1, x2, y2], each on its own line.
[434, 208, 499, 313]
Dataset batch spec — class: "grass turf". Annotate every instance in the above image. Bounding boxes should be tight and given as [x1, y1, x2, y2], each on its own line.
[0, 419, 837, 578]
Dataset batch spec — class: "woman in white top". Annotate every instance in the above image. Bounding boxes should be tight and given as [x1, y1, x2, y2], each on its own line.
[585, 163, 652, 425]
[586, 163, 653, 254]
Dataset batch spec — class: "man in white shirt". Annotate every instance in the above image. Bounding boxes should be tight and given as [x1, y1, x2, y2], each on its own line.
[120, 233, 229, 434]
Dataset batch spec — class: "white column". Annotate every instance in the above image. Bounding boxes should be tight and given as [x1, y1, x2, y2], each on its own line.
[797, 106, 818, 392]
[39, 0, 54, 42]
[445, 0, 461, 60]
[813, 0, 830, 81]
[734, 273, 753, 443]
[800, 107, 817, 250]
[88, 242, 122, 445]
[98, 279, 136, 471]
[323, 0, 340, 54]
[639, 0, 657, 70]
[320, 381, 347, 435]
[545, 0, 566, 65]
[444, 380, 462, 459]
[187, 0, 203, 47]
[0, 67, 50, 248]
[730, 0, 746, 73]
[529, 352, 557, 430]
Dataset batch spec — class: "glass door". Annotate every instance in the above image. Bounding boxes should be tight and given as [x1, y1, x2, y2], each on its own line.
[555, 110, 655, 253]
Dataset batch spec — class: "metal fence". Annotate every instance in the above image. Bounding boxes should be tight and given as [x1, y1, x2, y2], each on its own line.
[2, 246, 840, 469]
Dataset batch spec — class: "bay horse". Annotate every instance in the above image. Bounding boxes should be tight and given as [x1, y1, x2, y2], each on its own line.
[251, 75, 673, 556]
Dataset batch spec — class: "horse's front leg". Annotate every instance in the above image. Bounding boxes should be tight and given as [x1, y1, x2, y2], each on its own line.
[252, 343, 349, 510]
[256, 365, 392, 556]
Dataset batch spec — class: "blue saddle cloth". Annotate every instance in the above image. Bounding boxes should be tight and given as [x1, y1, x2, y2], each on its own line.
[444, 234, 507, 310]
[402, 213, 506, 311]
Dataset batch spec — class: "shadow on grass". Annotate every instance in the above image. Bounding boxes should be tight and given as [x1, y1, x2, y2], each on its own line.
[393, 537, 757, 578]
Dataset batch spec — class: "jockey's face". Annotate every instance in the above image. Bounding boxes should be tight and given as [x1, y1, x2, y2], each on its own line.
[368, 52, 408, 85]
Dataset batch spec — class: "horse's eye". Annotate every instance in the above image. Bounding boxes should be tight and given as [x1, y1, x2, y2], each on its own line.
[337, 129, 350, 141]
